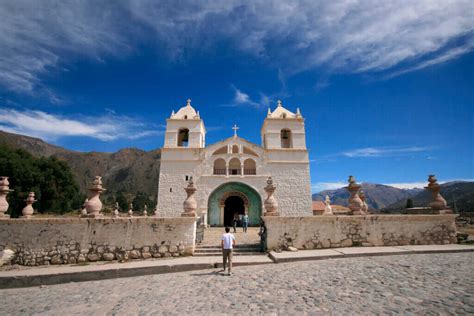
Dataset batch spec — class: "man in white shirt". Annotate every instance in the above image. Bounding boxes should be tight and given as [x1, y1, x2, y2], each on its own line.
[221, 226, 236, 275]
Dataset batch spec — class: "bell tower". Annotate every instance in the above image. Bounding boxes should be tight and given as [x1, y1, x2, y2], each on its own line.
[157, 99, 206, 217]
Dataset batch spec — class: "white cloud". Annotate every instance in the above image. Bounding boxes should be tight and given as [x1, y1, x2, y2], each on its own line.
[343, 146, 430, 158]
[0, 108, 162, 141]
[1, 1, 473, 95]
[312, 182, 347, 192]
[230, 85, 265, 108]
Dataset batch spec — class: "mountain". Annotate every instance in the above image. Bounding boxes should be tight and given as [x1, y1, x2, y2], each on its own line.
[0, 130, 161, 200]
[312, 183, 422, 211]
[382, 181, 474, 213]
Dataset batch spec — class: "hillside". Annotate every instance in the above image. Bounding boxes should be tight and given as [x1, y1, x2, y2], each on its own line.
[0, 130, 161, 199]
[312, 183, 422, 211]
[382, 181, 474, 213]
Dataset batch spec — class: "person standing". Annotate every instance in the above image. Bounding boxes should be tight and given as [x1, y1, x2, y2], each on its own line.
[221, 226, 236, 275]
[242, 212, 249, 233]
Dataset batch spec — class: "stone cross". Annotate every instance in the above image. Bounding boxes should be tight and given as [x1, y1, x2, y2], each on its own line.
[277, 100, 282, 107]
[186, 98, 192, 106]
[232, 124, 239, 137]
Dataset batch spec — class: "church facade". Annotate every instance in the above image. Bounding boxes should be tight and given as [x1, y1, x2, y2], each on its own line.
[156, 99, 312, 226]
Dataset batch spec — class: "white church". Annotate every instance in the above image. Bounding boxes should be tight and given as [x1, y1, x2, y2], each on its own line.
[156, 99, 312, 226]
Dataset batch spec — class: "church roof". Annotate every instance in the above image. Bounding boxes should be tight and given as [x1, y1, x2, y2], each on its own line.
[267, 100, 302, 119]
[170, 99, 200, 120]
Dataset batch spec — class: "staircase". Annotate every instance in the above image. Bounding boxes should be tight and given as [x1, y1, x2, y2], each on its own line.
[194, 244, 262, 257]
[194, 227, 264, 257]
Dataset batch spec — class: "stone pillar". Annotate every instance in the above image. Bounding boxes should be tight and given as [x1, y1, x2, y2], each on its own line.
[182, 177, 197, 217]
[81, 198, 88, 216]
[83, 176, 106, 218]
[21, 192, 37, 218]
[359, 190, 369, 214]
[425, 175, 451, 214]
[143, 205, 148, 217]
[113, 202, 119, 218]
[322, 195, 333, 216]
[0, 177, 13, 218]
[128, 203, 134, 217]
[346, 175, 364, 215]
[264, 177, 279, 216]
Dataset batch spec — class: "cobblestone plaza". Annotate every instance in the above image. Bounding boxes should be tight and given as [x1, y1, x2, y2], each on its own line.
[1, 253, 472, 315]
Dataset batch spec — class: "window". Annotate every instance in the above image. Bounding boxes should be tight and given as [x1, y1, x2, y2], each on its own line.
[170, 188, 173, 192]
[213, 158, 226, 175]
[228, 158, 241, 175]
[185, 175, 189, 181]
[177, 128, 189, 147]
[184, 115, 188, 119]
[243, 159, 256, 175]
[281, 129, 292, 148]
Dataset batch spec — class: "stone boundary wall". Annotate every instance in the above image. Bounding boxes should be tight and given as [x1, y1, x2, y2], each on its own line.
[0, 217, 196, 266]
[263, 215, 458, 250]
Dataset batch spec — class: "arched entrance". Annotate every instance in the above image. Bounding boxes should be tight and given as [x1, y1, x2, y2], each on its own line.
[224, 195, 245, 227]
[208, 182, 262, 227]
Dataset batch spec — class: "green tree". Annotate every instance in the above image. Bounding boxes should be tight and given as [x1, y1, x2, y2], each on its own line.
[115, 190, 129, 212]
[405, 198, 414, 209]
[132, 191, 153, 212]
[0, 144, 83, 217]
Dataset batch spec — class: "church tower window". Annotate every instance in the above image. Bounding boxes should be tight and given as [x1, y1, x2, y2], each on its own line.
[281, 129, 292, 148]
[177, 128, 189, 147]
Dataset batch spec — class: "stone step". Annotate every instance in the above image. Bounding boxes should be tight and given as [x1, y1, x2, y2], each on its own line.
[194, 248, 260, 253]
[196, 245, 260, 250]
[193, 252, 265, 257]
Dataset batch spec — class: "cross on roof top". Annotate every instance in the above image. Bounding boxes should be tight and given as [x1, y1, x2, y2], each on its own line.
[186, 98, 192, 106]
[277, 100, 282, 107]
[232, 124, 239, 137]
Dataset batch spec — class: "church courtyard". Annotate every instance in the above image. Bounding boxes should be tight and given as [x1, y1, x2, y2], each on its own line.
[1, 252, 472, 315]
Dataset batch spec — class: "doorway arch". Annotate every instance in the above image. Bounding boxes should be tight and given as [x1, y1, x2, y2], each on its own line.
[208, 182, 262, 226]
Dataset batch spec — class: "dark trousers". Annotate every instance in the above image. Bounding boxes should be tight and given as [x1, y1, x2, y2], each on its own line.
[222, 249, 233, 272]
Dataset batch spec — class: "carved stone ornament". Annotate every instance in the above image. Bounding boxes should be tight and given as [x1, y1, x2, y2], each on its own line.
[0, 177, 13, 218]
[83, 176, 106, 218]
[21, 192, 37, 218]
[346, 175, 364, 215]
[182, 177, 197, 217]
[425, 175, 450, 213]
[264, 177, 279, 216]
[322, 195, 333, 216]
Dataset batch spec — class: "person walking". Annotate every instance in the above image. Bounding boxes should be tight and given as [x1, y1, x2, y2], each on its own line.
[242, 212, 249, 233]
[232, 212, 239, 233]
[221, 227, 236, 275]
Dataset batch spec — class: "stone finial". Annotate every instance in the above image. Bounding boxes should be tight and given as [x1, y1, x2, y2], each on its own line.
[186, 98, 192, 106]
[195, 111, 200, 119]
[182, 177, 197, 217]
[346, 175, 364, 215]
[359, 190, 369, 214]
[154, 205, 159, 217]
[21, 192, 37, 218]
[113, 202, 119, 218]
[83, 176, 106, 218]
[264, 177, 279, 216]
[81, 198, 88, 216]
[0, 177, 13, 218]
[322, 195, 333, 216]
[128, 203, 134, 217]
[267, 108, 271, 117]
[143, 204, 148, 217]
[171, 110, 175, 118]
[425, 175, 449, 213]
[296, 107, 302, 118]
[277, 100, 282, 107]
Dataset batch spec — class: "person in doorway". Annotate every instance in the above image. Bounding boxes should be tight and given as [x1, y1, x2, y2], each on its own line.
[232, 212, 239, 233]
[258, 219, 267, 252]
[242, 212, 249, 233]
[221, 226, 236, 275]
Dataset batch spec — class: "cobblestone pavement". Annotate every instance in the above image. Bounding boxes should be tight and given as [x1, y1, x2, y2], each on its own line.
[1, 253, 473, 315]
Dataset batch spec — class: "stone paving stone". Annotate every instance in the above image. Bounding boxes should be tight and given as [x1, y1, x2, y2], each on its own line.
[0, 253, 472, 315]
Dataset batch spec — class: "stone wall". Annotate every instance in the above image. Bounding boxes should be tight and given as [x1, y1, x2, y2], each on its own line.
[0, 217, 196, 266]
[263, 215, 458, 250]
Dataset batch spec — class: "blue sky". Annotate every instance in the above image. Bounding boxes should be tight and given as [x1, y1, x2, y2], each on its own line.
[0, 1, 473, 192]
